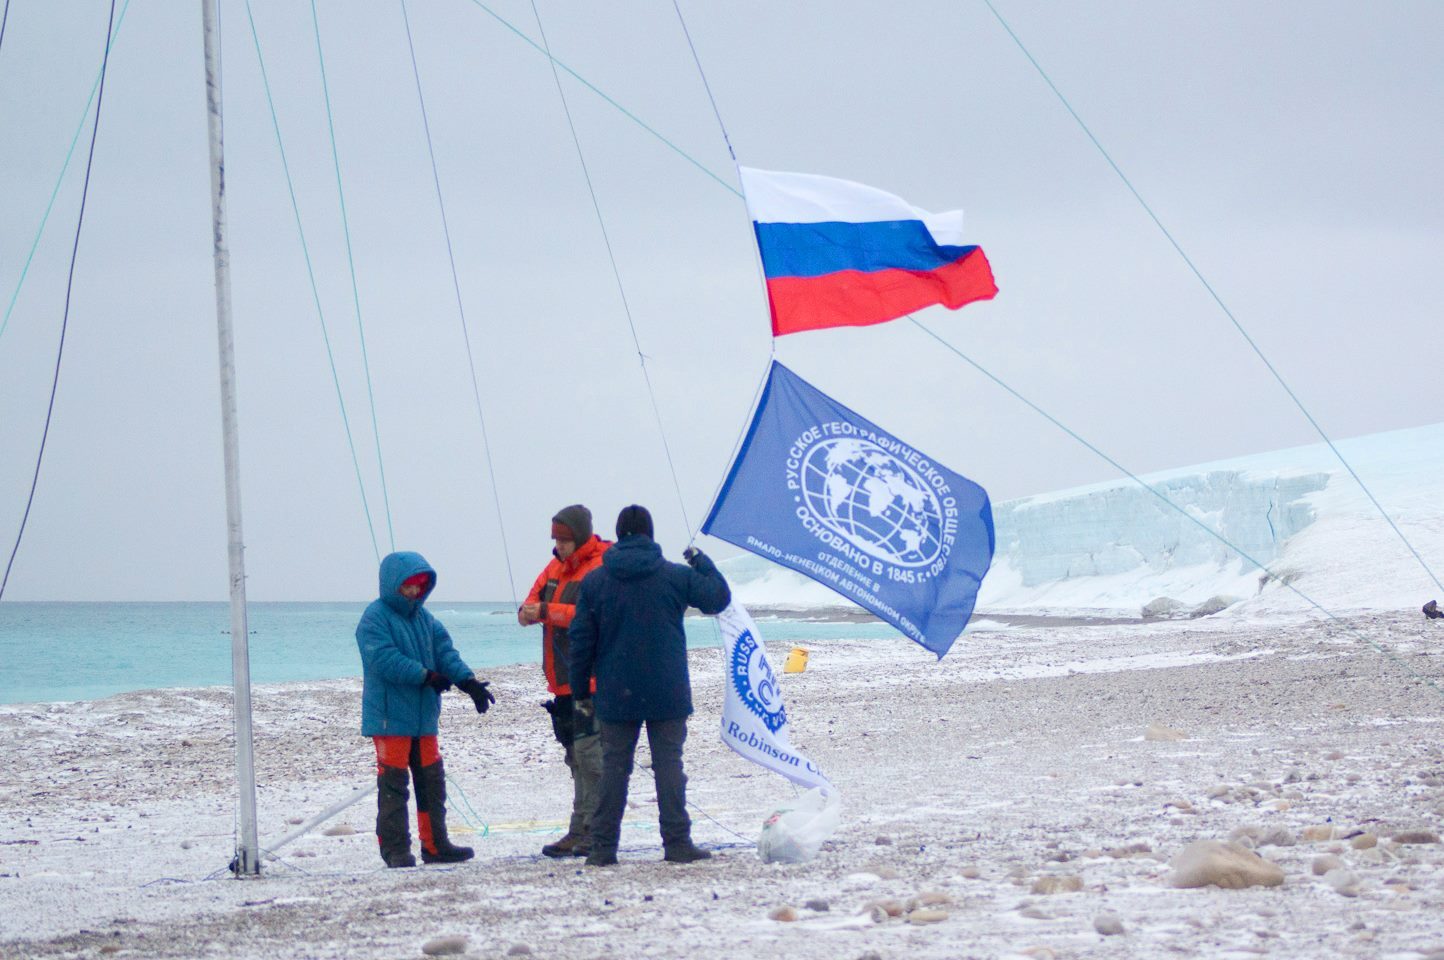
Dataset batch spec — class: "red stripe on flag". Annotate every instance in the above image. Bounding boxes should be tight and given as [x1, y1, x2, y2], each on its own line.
[766, 248, 997, 337]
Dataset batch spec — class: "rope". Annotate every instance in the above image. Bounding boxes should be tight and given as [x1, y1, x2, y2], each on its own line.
[668, 0, 776, 543]
[911, 316, 1444, 700]
[398, 0, 519, 604]
[0, 0, 134, 350]
[669, 0, 733, 164]
[242, 1, 382, 564]
[980, 0, 1442, 598]
[0, 0, 117, 602]
[462, 0, 739, 198]
[527, 0, 693, 536]
[0, 0, 11, 61]
[308, 0, 396, 553]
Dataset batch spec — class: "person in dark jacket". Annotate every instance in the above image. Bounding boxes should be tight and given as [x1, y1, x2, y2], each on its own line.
[356, 551, 496, 868]
[568, 505, 731, 866]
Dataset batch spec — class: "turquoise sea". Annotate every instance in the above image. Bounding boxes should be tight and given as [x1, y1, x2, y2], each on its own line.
[0, 602, 899, 705]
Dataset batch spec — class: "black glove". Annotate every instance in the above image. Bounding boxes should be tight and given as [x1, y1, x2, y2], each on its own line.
[573, 697, 596, 738]
[542, 697, 573, 746]
[458, 677, 495, 714]
[424, 670, 452, 693]
[683, 546, 706, 569]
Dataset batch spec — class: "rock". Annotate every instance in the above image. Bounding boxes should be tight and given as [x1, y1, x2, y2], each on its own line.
[421, 935, 468, 956]
[322, 824, 356, 837]
[867, 899, 904, 918]
[1206, 785, 1230, 799]
[1323, 868, 1359, 897]
[1145, 722, 1187, 742]
[1258, 827, 1295, 848]
[506, 946, 532, 957]
[803, 898, 829, 912]
[286, 816, 305, 825]
[1017, 906, 1050, 920]
[856, 953, 883, 960]
[1168, 841, 1285, 889]
[1191, 594, 1241, 617]
[913, 890, 952, 906]
[1030, 875, 1082, 894]
[1094, 912, 1125, 936]
[179, 840, 192, 850]
[1105, 842, 1152, 859]
[907, 908, 948, 924]
[960, 865, 982, 879]
[768, 906, 799, 922]
[1311, 855, 1344, 876]
[1142, 597, 1186, 619]
[1325, 750, 1344, 761]
[874, 835, 893, 845]
[1165, 798, 1194, 813]
[1300, 824, 1336, 842]
[1351, 833, 1378, 849]
[1392, 830, 1440, 845]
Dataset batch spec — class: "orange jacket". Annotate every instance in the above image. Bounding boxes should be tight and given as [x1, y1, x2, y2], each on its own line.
[525, 534, 610, 695]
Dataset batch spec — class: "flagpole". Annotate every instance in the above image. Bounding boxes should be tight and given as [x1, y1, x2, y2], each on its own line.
[201, 0, 260, 877]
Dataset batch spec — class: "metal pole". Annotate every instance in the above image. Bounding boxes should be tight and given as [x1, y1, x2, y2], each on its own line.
[201, 0, 260, 877]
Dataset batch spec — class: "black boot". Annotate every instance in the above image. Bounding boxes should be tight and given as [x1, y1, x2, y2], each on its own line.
[415, 759, 474, 864]
[377, 767, 415, 868]
[663, 841, 712, 864]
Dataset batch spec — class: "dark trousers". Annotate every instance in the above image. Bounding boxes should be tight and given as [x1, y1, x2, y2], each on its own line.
[590, 717, 690, 855]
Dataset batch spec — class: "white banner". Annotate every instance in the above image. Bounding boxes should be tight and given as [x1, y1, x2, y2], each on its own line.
[717, 602, 835, 796]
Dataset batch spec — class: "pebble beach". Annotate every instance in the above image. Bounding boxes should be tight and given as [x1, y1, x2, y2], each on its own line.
[3, 609, 1443, 959]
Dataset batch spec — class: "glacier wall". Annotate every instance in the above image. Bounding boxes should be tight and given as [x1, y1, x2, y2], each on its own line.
[993, 470, 1329, 586]
[721, 422, 1444, 615]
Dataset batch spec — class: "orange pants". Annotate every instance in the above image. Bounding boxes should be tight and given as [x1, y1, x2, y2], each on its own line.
[373, 735, 442, 854]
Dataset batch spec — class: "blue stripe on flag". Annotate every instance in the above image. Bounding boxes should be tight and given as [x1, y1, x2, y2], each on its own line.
[754, 220, 978, 279]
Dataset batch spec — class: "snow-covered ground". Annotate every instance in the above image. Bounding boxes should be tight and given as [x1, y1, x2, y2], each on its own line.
[3, 609, 1444, 959]
[728, 421, 1444, 619]
[4, 424, 1442, 959]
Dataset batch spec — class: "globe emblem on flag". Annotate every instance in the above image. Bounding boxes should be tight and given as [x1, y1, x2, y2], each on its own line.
[730, 630, 787, 733]
[800, 437, 944, 568]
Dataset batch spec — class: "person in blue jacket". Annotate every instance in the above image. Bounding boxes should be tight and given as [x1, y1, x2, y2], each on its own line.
[568, 505, 731, 867]
[356, 551, 495, 868]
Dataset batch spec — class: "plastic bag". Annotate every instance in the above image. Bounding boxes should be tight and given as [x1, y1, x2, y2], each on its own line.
[757, 787, 841, 863]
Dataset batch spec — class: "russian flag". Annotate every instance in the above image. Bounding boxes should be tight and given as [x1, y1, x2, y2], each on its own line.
[740, 167, 997, 337]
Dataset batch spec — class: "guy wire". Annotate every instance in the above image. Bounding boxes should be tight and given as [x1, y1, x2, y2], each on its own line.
[980, 0, 1441, 596]
[527, 0, 693, 537]
[0, 0, 118, 601]
[398, 0, 519, 604]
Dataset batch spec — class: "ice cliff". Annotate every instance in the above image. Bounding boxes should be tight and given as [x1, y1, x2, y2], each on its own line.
[721, 422, 1444, 617]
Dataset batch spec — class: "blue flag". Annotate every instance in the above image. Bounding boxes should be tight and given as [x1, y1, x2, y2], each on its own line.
[703, 362, 994, 658]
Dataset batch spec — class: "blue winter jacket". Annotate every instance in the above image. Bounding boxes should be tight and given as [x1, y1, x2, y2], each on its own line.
[568, 536, 730, 723]
[356, 551, 473, 737]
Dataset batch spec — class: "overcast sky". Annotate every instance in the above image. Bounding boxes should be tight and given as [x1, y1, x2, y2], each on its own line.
[1, 1, 1440, 601]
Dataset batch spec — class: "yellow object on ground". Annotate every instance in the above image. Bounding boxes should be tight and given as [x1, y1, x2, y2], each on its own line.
[783, 647, 809, 673]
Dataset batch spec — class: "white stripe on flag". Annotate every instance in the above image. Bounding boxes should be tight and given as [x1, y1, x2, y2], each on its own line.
[717, 601, 835, 797]
[738, 166, 966, 245]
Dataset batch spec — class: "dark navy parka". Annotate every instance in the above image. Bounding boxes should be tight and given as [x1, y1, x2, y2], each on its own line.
[568, 535, 730, 723]
[356, 551, 473, 736]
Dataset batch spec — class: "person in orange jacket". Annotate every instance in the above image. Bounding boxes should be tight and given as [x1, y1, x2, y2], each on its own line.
[518, 504, 611, 857]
